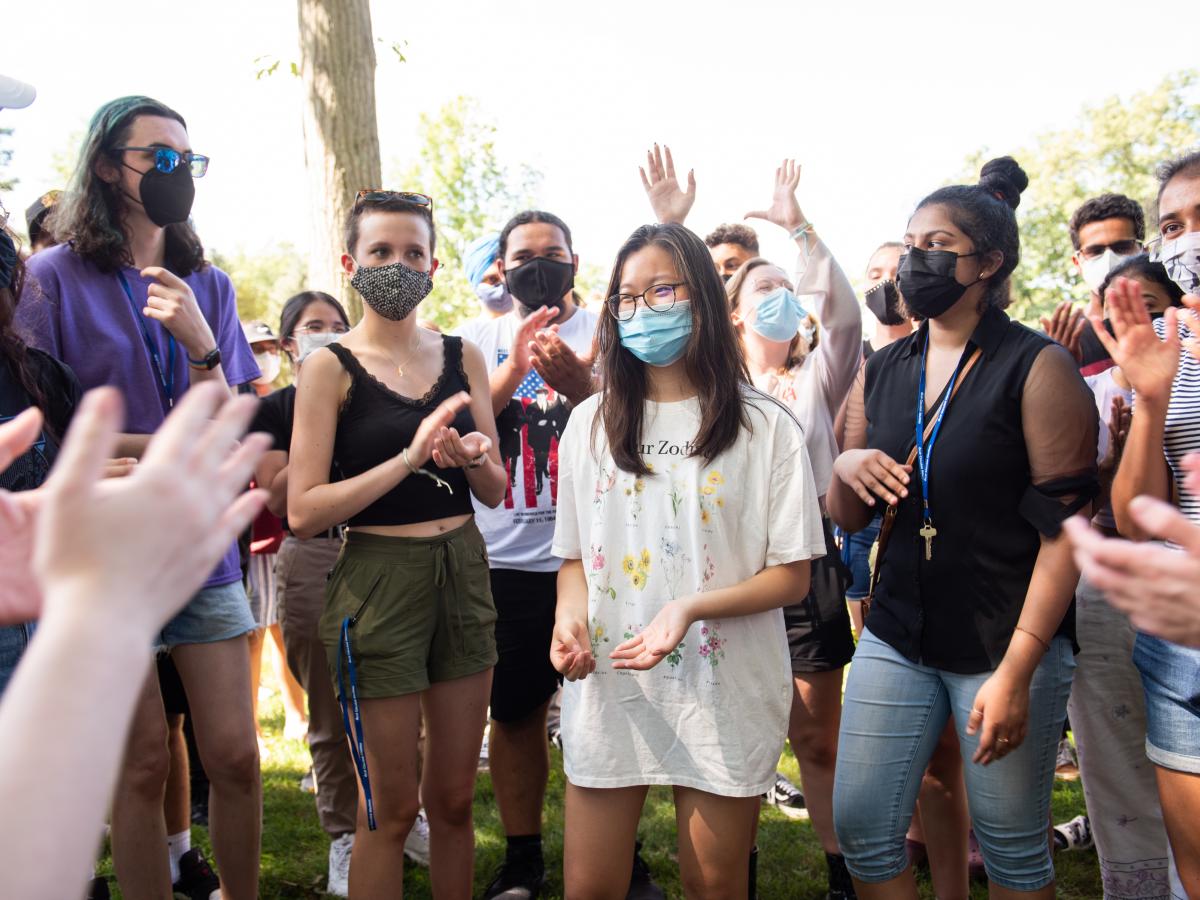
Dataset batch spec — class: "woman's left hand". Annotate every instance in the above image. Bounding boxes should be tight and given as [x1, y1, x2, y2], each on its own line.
[431, 428, 492, 469]
[610, 598, 693, 671]
[966, 668, 1031, 765]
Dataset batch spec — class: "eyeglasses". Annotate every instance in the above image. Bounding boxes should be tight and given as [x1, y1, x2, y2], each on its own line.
[1078, 239, 1142, 260]
[355, 190, 434, 212]
[607, 283, 687, 322]
[292, 322, 350, 336]
[112, 146, 210, 178]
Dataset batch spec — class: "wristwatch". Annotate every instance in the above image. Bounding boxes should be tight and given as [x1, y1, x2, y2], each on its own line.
[188, 347, 222, 371]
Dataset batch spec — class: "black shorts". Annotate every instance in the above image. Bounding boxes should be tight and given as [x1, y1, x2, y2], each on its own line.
[157, 652, 189, 717]
[489, 568, 561, 723]
[785, 517, 856, 674]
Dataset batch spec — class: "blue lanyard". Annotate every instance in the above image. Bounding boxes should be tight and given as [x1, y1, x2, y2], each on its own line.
[914, 333, 968, 527]
[336, 616, 377, 831]
[117, 272, 175, 410]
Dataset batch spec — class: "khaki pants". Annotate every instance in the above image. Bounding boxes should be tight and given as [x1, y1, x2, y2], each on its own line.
[276, 535, 358, 838]
[1068, 573, 1171, 899]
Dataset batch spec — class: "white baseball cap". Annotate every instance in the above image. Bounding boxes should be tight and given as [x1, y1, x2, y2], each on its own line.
[0, 74, 36, 110]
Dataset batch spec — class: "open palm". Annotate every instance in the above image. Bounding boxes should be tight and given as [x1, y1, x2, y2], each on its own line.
[639, 144, 695, 225]
[745, 158, 805, 233]
[1088, 277, 1179, 405]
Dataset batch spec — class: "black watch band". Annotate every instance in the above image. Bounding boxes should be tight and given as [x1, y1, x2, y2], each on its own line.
[188, 347, 222, 371]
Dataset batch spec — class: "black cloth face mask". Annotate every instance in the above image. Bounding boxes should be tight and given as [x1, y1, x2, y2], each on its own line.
[864, 279, 906, 326]
[122, 161, 196, 227]
[896, 248, 982, 319]
[504, 256, 575, 311]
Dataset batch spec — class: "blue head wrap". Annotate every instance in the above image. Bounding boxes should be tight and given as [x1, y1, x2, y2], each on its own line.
[464, 233, 501, 287]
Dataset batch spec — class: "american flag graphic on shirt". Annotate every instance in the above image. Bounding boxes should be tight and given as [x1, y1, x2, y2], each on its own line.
[497, 350, 560, 510]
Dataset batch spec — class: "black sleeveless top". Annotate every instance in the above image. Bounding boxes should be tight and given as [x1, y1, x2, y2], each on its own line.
[328, 337, 476, 527]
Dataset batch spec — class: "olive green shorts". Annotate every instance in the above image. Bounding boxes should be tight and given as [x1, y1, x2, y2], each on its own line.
[320, 521, 498, 699]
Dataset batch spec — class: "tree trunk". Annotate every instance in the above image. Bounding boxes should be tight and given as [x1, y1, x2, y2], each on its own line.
[297, 0, 381, 322]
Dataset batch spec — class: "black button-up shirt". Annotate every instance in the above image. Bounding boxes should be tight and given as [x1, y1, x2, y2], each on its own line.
[850, 305, 1098, 673]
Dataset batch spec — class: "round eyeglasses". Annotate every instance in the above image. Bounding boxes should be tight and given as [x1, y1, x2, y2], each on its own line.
[607, 283, 686, 322]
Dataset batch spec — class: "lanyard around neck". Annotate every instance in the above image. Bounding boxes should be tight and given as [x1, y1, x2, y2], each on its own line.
[914, 333, 968, 525]
[118, 271, 176, 410]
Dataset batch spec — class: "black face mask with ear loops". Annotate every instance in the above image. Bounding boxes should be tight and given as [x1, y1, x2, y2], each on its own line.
[897, 248, 983, 319]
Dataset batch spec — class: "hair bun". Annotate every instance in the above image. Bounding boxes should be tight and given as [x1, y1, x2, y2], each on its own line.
[978, 156, 1028, 210]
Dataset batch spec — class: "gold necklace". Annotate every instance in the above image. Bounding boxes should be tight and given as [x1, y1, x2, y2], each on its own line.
[391, 332, 423, 377]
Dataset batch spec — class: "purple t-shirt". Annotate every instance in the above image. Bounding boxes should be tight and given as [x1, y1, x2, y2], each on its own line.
[18, 243, 261, 588]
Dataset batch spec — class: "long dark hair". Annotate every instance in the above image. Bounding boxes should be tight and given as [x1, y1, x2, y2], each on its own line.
[0, 227, 51, 438]
[278, 290, 350, 363]
[50, 95, 206, 276]
[595, 223, 750, 475]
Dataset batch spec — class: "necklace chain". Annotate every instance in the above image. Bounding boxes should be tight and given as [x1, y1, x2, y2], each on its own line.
[390, 331, 423, 376]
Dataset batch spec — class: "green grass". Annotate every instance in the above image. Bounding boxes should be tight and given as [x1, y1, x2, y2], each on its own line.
[95, 679, 1103, 898]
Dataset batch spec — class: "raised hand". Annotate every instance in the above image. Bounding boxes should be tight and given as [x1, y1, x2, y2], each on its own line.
[140, 266, 218, 359]
[32, 384, 269, 634]
[610, 599, 693, 671]
[1040, 300, 1085, 364]
[506, 306, 560, 377]
[745, 158, 806, 235]
[530, 329, 595, 406]
[639, 144, 695, 226]
[1181, 295, 1200, 362]
[1087, 277, 1180, 406]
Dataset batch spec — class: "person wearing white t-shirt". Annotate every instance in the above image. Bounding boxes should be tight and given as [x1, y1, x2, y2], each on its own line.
[550, 221, 825, 896]
[455, 210, 610, 898]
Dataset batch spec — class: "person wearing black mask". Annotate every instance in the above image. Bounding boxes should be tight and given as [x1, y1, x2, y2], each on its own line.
[829, 157, 1098, 898]
[861, 241, 913, 358]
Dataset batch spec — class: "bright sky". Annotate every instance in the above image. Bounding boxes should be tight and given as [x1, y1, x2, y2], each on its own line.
[3, 0, 1194, 294]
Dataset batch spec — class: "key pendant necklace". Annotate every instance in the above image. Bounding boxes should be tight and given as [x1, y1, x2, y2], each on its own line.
[915, 333, 967, 562]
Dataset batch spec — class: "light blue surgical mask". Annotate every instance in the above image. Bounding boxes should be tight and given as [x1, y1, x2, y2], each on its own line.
[618, 300, 693, 367]
[750, 287, 806, 343]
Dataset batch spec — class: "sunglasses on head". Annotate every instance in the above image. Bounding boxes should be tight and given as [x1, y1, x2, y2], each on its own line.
[355, 189, 434, 212]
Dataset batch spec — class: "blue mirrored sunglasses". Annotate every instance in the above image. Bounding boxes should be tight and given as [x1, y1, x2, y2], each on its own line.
[112, 146, 209, 177]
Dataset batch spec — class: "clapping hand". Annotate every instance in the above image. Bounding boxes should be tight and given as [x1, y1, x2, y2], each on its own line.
[431, 428, 492, 469]
[1087, 278, 1179, 406]
[1041, 301, 1086, 364]
[639, 144, 695, 226]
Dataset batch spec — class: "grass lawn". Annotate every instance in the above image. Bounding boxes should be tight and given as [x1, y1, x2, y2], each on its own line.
[95, 676, 1103, 899]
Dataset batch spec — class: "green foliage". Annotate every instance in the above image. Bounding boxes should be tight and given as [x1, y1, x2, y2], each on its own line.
[0, 127, 17, 193]
[392, 96, 541, 331]
[211, 243, 308, 332]
[966, 70, 1200, 325]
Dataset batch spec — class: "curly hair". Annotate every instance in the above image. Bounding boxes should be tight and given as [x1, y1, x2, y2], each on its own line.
[704, 223, 759, 254]
[50, 96, 206, 277]
[1068, 194, 1145, 250]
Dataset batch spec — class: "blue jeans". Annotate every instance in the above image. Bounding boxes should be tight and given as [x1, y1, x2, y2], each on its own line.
[834, 629, 1075, 891]
[839, 517, 881, 602]
[0, 622, 36, 696]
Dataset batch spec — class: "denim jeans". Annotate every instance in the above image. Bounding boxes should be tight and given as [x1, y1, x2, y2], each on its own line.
[834, 628, 1074, 891]
[1132, 632, 1200, 775]
[0, 621, 36, 696]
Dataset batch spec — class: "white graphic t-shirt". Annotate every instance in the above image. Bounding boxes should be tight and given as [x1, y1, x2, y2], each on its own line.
[455, 306, 599, 571]
[551, 389, 826, 796]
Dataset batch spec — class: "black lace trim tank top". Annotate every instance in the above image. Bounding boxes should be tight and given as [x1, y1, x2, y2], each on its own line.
[328, 336, 476, 527]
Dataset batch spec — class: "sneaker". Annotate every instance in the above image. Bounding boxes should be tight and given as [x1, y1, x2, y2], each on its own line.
[172, 848, 220, 900]
[87, 876, 110, 900]
[327, 832, 354, 897]
[479, 731, 490, 771]
[482, 853, 546, 899]
[627, 842, 665, 899]
[404, 809, 430, 867]
[548, 725, 563, 751]
[763, 772, 809, 820]
[1055, 736, 1080, 781]
[300, 768, 316, 793]
[1053, 814, 1094, 851]
[825, 851, 857, 899]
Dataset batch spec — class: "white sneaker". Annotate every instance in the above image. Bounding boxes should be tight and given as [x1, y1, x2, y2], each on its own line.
[404, 809, 431, 867]
[327, 832, 354, 896]
[1052, 814, 1094, 851]
[478, 731, 490, 771]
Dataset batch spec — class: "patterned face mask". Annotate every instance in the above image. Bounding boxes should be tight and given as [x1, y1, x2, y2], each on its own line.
[350, 261, 433, 321]
[1153, 231, 1200, 295]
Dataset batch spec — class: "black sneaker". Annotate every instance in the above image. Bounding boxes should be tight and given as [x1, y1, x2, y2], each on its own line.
[87, 876, 111, 900]
[627, 841, 665, 900]
[825, 851, 857, 900]
[763, 771, 809, 820]
[172, 848, 220, 900]
[482, 854, 546, 900]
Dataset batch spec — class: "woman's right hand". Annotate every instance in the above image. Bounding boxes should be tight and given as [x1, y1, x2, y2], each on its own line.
[407, 392, 471, 466]
[550, 617, 595, 681]
[833, 448, 911, 507]
[1087, 277, 1180, 406]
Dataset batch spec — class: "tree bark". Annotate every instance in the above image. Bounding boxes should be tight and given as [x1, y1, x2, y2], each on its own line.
[297, 0, 381, 322]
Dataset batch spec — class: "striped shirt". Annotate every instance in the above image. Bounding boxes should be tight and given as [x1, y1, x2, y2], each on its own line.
[1154, 318, 1200, 529]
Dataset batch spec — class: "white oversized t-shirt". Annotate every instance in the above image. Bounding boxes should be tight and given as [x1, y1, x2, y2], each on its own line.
[551, 389, 826, 796]
[455, 306, 599, 571]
